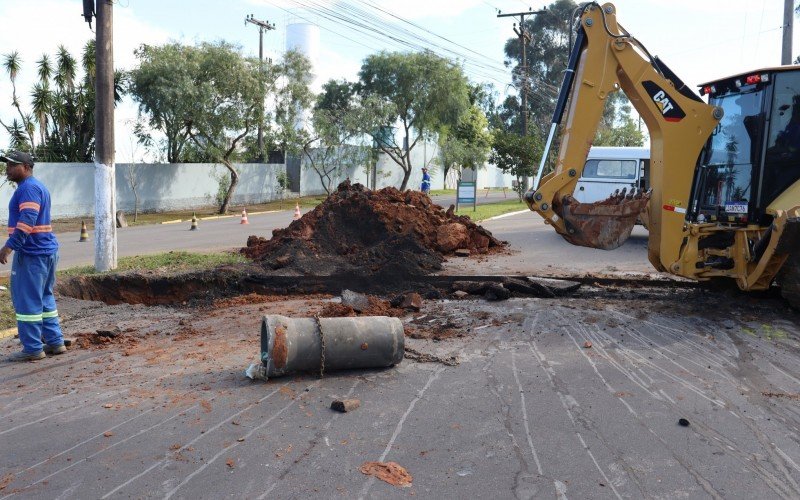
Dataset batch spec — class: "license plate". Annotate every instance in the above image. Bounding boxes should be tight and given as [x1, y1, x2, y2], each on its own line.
[725, 203, 748, 214]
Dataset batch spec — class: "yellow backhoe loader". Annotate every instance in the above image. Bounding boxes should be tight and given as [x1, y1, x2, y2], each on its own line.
[526, 2, 800, 308]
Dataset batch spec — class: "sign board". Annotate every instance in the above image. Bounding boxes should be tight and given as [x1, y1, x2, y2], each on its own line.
[456, 181, 476, 211]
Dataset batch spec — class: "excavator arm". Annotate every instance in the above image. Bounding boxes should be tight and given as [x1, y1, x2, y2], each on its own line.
[525, 2, 721, 272]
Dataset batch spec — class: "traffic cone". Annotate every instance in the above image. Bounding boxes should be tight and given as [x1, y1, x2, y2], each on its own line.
[293, 202, 301, 220]
[240, 208, 249, 224]
[189, 212, 198, 231]
[78, 221, 88, 242]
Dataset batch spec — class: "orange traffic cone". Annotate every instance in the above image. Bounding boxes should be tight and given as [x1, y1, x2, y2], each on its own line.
[293, 202, 301, 220]
[78, 221, 89, 242]
[240, 208, 249, 224]
[189, 212, 198, 231]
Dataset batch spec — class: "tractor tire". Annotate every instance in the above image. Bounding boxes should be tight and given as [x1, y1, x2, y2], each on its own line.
[779, 251, 800, 310]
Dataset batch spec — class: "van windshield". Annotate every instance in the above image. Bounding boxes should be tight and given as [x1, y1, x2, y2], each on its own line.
[582, 159, 637, 180]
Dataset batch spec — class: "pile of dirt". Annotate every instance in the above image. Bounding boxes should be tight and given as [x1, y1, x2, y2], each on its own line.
[317, 296, 405, 318]
[243, 181, 505, 280]
[74, 329, 139, 350]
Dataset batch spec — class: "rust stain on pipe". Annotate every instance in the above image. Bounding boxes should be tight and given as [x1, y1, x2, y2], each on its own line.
[272, 324, 288, 369]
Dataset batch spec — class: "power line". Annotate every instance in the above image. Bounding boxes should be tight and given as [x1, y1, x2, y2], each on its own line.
[262, 0, 560, 109]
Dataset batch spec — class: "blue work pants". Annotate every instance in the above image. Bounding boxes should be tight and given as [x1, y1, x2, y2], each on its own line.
[10, 252, 63, 353]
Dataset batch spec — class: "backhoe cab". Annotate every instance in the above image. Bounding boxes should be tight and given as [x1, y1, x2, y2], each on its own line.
[525, 2, 800, 307]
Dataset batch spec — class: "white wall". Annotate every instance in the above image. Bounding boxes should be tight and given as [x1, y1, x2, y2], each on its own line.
[0, 153, 515, 220]
[0, 162, 286, 219]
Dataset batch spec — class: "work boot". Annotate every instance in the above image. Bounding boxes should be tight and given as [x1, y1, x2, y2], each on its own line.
[7, 350, 46, 362]
[44, 344, 67, 355]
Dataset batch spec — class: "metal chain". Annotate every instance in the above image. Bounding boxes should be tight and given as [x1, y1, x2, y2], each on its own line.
[314, 314, 325, 378]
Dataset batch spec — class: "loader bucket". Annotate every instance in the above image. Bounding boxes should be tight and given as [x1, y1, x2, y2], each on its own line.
[557, 189, 651, 250]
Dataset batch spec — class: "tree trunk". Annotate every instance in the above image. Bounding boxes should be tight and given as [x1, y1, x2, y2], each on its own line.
[399, 158, 411, 191]
[219, 160, 239, 214]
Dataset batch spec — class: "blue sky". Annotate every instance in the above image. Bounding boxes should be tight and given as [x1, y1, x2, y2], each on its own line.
[0, 0, 796, 159]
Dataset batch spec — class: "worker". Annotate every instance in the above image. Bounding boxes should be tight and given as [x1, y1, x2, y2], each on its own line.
[0, 150, 65, 361]
[420, 167, 431, 195]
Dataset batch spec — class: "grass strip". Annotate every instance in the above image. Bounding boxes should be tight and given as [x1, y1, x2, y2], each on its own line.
[58, 251, 248, 277]
[455, 198, 528, 222]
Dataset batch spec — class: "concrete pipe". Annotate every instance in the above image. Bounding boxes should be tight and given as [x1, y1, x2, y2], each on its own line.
[261, 315, 404, 378]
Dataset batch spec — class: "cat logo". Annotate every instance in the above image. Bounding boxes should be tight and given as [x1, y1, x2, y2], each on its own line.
[642, 81, 686, 122]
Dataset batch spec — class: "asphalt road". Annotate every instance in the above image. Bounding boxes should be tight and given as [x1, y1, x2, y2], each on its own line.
[1, 289, 799, 498]
[443, 210, 655, 277]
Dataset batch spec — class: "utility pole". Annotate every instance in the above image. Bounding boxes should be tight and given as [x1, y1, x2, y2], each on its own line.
[782, 0, 794, 65]
[498, 8, 546, 137]
[245, 14, 276, 162]
[95, 0, 116, 271]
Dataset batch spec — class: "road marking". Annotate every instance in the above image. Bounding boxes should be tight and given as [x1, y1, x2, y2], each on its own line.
[10, 407, 156, 479]
[485, 209, 530, 221]
[511, 350, 544, 475]
[101, 383, 291, 499]
[257, 379, 362, 500]
[358, 367, 444, 499]
[163, 380, 321, 500]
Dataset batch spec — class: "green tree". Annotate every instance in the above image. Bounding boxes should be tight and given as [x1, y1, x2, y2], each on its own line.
[128, 43, 195, 163]
[489, 130, 543, 200]
[503, 0, 576, 134]
[301, 79, 373, 194]
[183, 42, 268, 214]
[268, 50, 315, 159]
[357, 50, 470, 190]
[439, 105, 492, 183]
[593, 92, 645, 146]
[129, 43, 313, 213]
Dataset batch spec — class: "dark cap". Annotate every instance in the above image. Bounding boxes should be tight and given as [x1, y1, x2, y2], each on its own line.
[421, 167, 427, 171]
[1, 150, 35, 167]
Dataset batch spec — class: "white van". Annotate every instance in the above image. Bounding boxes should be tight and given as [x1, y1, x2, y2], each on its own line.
[573, 146, 650, 203]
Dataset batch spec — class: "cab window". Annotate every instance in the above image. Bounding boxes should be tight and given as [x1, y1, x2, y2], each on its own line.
[582, 159, 637, 180]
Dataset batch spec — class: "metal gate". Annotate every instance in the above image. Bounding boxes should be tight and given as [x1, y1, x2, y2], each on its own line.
[285, 154, 301, 193]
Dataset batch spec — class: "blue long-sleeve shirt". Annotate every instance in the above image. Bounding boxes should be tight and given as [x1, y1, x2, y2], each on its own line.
[5, 176, 59, 255]
[421, 172, 431, 190]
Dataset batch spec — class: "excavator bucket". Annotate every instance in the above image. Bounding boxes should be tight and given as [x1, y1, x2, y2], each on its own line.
[557, 188, 651, 250]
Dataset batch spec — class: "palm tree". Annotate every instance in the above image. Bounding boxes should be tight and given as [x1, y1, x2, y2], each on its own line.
[2, 51, 36, 148]
[55, 46, 76, 93]
[36, 54, 52, 85]
[31, 83, 52, 151]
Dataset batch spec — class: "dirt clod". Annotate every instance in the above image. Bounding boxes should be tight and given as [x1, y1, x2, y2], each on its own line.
[319, 295, 404, 318]
[359, 461, 413, 487]
[399, 293, 423, 311]
[331, 398, 361, 412]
